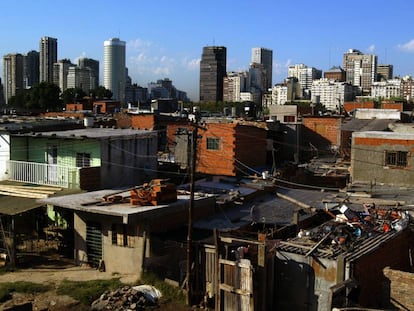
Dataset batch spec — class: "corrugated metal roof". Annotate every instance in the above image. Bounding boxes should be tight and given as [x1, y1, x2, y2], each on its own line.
[11, 128, 156, 139]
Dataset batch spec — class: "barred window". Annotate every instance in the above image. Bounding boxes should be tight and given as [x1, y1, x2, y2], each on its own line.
[76, 153, 91, 167]
[206, 137, 220, 150]
[385, 151, 408, 167]
[112, 224, 136, 247]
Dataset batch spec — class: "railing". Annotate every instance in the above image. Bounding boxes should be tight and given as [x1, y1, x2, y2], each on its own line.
[6, 160, 80, 188]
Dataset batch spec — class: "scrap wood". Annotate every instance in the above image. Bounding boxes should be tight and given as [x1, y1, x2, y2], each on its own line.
[279, 241, 333, 256]
[305, 233, 332, 257]
[0, 185, 58, 195]
[0, 190, 48, 199]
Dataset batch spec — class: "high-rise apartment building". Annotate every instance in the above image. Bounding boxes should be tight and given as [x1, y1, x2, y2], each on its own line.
[39, 36, 58, 83]
[199, 46, 227, 102]
[53, 59, 74, 92]
[23, 50, 39, 88]
[311, 78, 357, 111]
[223, 71, 249, 102]
[251, 47, 273, 90]
[78, 57, 99, 88]
[3, 53, 24, 105]
[103, 38, 126, 102]
[288, 64, 322, 98]
[343, 49, 377, 94]
[67, 66, 96, 93]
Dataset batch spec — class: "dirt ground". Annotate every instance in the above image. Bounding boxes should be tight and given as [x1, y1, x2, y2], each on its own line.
[0, 256, 196, 310]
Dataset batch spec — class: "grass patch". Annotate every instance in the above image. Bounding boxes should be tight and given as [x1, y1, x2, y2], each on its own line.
[0, 281, 51, 302]
[56, 278, 123, 305]
[139, 272, 186, 305]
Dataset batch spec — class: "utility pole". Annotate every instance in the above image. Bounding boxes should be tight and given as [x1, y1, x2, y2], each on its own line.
[186, 113, 199, 306]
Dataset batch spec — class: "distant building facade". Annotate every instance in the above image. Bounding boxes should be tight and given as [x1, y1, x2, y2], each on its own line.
[343, 49, 377, 94]
[23, 50, 39, 88]
[104, 38, 126, 103]
[3, 53, 24, 105]
[324, 66, 346, 82]
[377, 64, 393, 81]
[251, 47, 273, 91]
[223, 71, 249, 102]
[288, 64, 322, 98]
[311, 79, 358, 111]
[78, 57, 99, 88]
[371, 79, 402, 99]
[199, 46, 227, 102]
[53, 59, 74, 92]
[39, 36, 58, 83]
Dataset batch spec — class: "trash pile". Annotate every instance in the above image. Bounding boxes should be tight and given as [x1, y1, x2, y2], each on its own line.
[91, 285, 162, 311]
[295, 203, 410, 253]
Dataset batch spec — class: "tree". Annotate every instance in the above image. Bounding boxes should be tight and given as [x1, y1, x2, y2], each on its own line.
[61, 88, 87, 105]
[90, 86, 113, 100]
[26, 82, 62, 111]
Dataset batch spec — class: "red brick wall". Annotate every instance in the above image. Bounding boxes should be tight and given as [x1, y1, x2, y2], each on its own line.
[343, 101, 375, 113]
[354, 136, 414, 148]
[130, 114, 156, 130]
[302, 116, 342, 147]
[382, 103, 403, 111]
[383, 267, 414, 310]
[197, 123, 237, 176]
[196, 123, 267, 176]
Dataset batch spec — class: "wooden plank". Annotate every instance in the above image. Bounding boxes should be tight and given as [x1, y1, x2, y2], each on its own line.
[0, 186, 57, 195]
[0, 190, 48, 199]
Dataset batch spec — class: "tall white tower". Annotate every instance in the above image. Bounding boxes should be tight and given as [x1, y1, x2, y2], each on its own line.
[104, 38, 126, 102]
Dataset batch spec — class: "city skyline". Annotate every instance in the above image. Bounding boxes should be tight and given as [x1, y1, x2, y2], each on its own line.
[1, 0, 414, 101]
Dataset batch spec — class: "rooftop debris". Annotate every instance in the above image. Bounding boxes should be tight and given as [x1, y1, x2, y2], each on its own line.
[278, 203, 410, 258]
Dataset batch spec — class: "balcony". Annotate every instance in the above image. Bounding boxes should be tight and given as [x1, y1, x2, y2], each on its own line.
[6, 160, 80, 188]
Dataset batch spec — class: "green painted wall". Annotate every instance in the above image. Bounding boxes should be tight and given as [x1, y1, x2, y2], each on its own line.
[10, 136, 101, 167]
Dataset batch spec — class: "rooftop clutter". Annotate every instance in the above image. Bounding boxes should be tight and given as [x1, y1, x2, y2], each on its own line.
[284, 203, 410, 257]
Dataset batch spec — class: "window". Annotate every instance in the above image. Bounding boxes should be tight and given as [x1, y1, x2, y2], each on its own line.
[112, 224, 127, 246]
[206, 137, 220, 150]
[283, 115, 296, 123]
[76, 152, 91, 167]
[385, 151, 408, 167]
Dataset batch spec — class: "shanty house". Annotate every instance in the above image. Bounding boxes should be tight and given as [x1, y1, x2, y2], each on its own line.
[194, 121, 268, 177]
[351, 131, 414, 186]
[6, 128, 157, 190]
[40, 185, 216, 277]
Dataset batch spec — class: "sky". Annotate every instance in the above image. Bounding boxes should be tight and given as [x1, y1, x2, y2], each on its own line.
[1, 0, 414, 101]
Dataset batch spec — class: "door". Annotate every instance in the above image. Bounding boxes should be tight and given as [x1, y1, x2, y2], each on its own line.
[46, 145, 58, 184]
[86, 221, 102, 267]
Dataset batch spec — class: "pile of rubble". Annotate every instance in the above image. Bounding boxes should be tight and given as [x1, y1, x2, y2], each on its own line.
[91, 285, 162, 311]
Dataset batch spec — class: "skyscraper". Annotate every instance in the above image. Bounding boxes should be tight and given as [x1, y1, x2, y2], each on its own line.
[39, 36, 58, 83]
[103, 38, 126, 102]
[3, 53, 24, 105]
[78, 57, 99, 88]
[251, 47, 273, 90]
[199, 46, 227, 103]
[23, 50, 39, 88]
[343, 49, 377, 94]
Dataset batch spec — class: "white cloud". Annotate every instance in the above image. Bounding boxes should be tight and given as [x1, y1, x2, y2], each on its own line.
[367, 44, 375, 53]
[398, 39, 414, 52]
[127, 38, 152, 51]
[182, 57, 200, 70]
